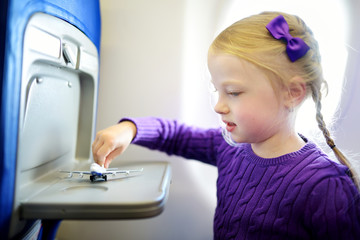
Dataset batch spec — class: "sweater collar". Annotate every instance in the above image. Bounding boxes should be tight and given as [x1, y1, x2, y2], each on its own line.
[244, 138, 318, 166]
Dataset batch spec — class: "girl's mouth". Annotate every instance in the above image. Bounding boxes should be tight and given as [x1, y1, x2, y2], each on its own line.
[225, 122, 236, 132]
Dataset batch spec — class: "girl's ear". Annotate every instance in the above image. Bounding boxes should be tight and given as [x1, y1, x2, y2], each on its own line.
[284, 76, 307, 109]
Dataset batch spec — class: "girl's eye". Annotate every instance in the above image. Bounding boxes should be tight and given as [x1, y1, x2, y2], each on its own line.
[228, 91, 241, 97]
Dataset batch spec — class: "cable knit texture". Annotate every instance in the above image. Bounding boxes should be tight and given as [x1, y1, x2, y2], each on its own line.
[121, 117, 360, 240]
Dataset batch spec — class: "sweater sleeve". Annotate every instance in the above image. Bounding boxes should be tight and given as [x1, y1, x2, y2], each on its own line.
[304, 175, 360, 239]
[120, 117, 224, 166]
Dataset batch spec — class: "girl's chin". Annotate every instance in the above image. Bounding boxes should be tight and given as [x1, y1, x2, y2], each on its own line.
[222, 128, 243, 147]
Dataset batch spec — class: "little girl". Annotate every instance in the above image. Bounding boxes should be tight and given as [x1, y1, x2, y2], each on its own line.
[92, 12, 360, 239]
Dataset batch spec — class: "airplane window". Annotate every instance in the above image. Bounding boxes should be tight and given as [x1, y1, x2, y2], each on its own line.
[218, 0, 348, 139]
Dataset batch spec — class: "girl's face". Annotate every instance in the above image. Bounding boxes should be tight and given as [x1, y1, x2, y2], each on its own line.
[208, 53, 289, 145]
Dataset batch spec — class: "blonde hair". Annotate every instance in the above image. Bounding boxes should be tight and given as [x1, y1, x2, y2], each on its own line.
[210, 11, 360, 189]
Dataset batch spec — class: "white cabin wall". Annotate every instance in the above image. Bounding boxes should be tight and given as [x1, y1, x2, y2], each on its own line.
[56, 0, 227, 239]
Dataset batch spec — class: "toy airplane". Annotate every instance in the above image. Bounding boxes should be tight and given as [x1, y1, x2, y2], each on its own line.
[60, 163, 143, 182]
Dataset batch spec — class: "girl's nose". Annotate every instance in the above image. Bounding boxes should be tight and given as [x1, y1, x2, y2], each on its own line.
[214, 99, 229, 115]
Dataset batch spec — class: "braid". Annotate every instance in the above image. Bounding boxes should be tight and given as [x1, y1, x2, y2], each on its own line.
[311, 88, 335, 148]
[311, 85, 360, 189]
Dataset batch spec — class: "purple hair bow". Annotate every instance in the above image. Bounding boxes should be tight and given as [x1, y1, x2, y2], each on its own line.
[266, 15, 310, 62]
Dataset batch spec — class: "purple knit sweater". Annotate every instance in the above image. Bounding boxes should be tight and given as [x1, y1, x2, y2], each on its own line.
[125, 117, 360, 239]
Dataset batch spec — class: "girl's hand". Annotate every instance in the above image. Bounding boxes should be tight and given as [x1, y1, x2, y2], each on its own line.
[92, 121, 137, 168]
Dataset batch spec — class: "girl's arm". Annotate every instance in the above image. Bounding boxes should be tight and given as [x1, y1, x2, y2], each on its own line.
[127, 117, 223, 165]
[92, 117, 224, 168]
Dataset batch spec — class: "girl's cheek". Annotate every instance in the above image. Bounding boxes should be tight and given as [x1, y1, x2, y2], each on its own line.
[233, 110, 253, 123]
